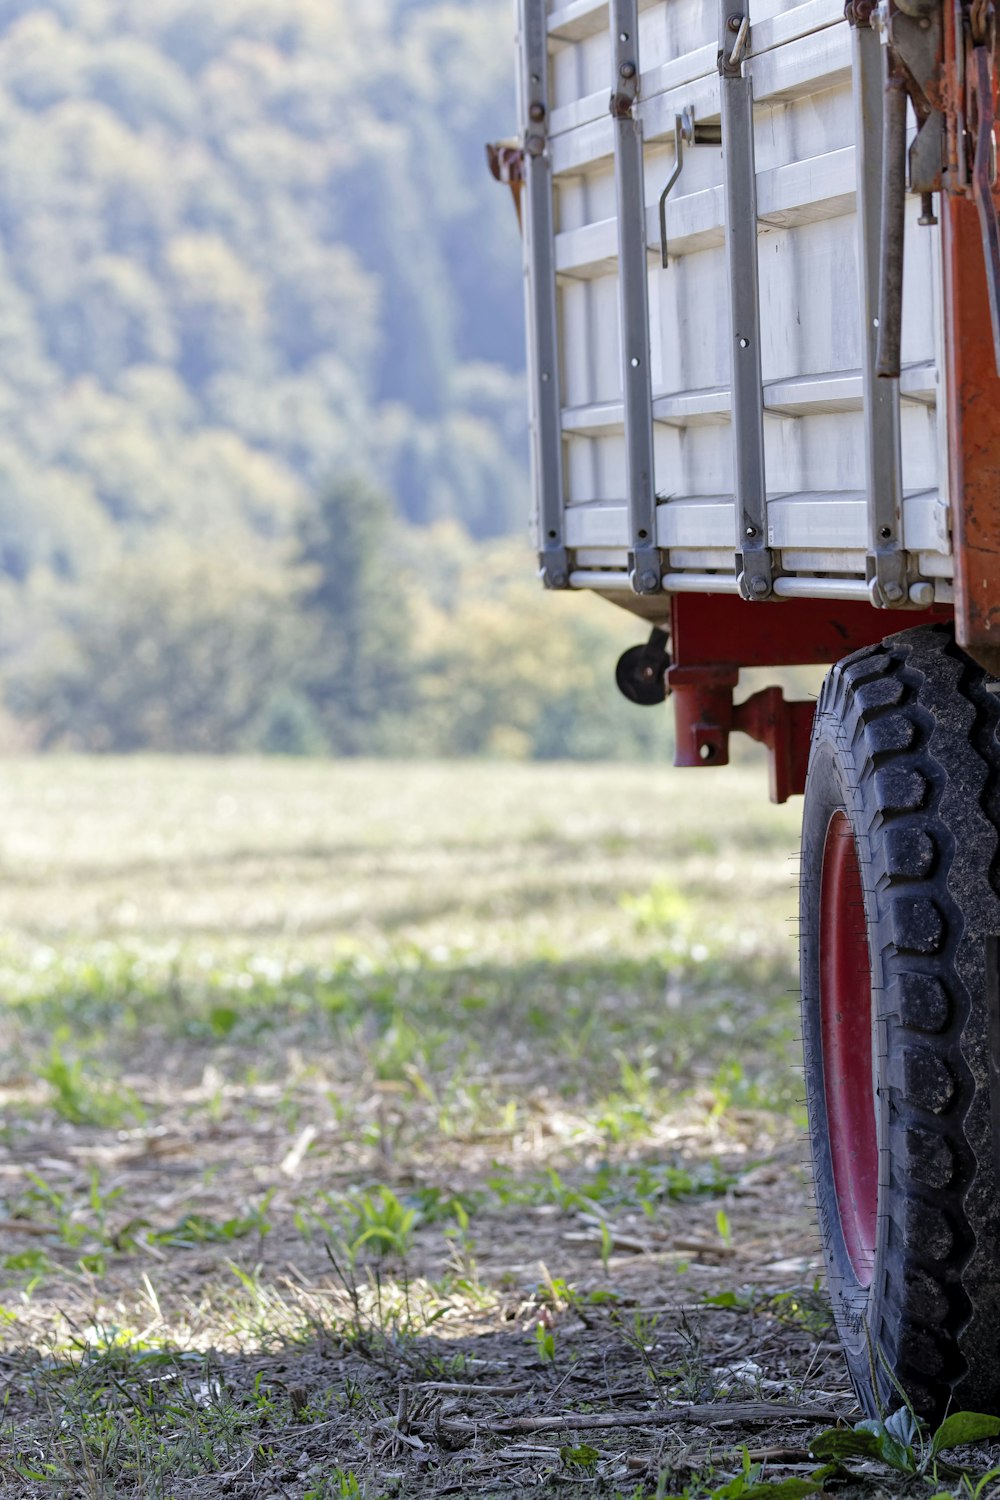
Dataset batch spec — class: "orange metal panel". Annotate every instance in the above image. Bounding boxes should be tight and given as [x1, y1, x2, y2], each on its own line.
[942, 7, 1000, 668]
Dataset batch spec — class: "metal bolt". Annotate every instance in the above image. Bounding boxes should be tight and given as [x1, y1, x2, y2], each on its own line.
[639, 571, 659, 591]
[919, 15, 931, 26]
[529, 101, 546, 122]
[727, 13, 741, 27]
[909, 581, 934, 607]
[620, 60, 636, 79]
[884, 582, 905, 602]
[549, 570, 567, 589]
[750, 576, 768, 595]
[541, 371, 550, 382]
[526, 134, 545, 157]
[738, 337, 749, 349]
[745, 526, 757, 538]
[630, 356, 640, 368]
[879, 526, 891, 540]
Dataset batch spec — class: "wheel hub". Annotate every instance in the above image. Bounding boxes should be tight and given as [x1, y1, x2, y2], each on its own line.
[819, 811, 878, 1286]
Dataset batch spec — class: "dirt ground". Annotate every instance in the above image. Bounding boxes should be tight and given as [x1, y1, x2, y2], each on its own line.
[0, 759, 992, 1497]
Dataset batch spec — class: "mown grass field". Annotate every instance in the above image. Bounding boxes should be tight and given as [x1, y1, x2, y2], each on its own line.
[0, 757, 931, 1498]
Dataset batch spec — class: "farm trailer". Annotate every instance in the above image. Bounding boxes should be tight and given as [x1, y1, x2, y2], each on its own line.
[499, 0, 1000, 1422]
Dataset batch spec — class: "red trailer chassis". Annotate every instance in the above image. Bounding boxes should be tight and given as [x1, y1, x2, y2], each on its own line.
[666, 594, 947, 801]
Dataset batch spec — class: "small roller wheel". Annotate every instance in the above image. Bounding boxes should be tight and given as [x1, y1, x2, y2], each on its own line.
[801, 624, 1000, 1419]
[616, 628, 669, 706]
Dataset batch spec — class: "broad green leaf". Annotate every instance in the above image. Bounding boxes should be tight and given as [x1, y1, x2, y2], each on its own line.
[810, 1427, 884, 1463]
[931, 1412, 1000, 1457]
[740, 1482, 824, 1499]
[885, 1406, 920, 1450]
[848, 1414, 913, 1470]
[560, 1444, 599, 1469]
[874, 1432, 914, 1472]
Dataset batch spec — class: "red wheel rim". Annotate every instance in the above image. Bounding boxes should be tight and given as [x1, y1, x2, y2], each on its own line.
[819, 811, 878, 1286]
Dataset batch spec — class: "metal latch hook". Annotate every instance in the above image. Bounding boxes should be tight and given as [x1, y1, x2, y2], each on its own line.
[658, 108, 720, 267]
[658, 115, 688, 268]
[728, 13, 750, 62]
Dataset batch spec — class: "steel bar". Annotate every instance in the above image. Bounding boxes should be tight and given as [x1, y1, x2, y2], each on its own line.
[610, 0, 662, 594]
[851, 21, 907, 606]
[875, 73, 907, 379]
[718, 0, 773, 600]
[519, 0, 568, 589]
[569, 571, 889, 602]
[773, 576, 892, 601]
[570, 570, 740, 593]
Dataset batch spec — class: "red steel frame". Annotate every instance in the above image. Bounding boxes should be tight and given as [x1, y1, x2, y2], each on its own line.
[668, 595, 949, 802]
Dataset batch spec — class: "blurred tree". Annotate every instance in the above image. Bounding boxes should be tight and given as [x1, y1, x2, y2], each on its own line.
[0, 0, 529, 555]
[0, 0, 636, 762]
[267, 239, 380, 378]
[86, 37, 197, 131]
[0, 12, 87, 111]
[403, 536, 670, 762]
[0, 445, 117, 579]
[6, 544, 310, 752]
[296, 476, 412, 754]
[165, 232, 268, 387]
[49, 254, 177, 381]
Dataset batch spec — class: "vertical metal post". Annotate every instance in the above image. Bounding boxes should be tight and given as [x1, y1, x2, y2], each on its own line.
[519, 0, 568, 589]
[610, 0, 661, 594]
[719, 0, 773, 600]
[852, 22, 907, 606]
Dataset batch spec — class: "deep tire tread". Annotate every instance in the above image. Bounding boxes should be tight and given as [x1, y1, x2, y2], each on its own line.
[802, 623, 1000, 1418]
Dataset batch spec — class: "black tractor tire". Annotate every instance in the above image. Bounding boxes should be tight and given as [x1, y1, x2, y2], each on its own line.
[801, 623, 1000, 1420]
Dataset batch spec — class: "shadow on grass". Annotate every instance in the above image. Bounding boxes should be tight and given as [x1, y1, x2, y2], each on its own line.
[0, 1245, 841, 1500]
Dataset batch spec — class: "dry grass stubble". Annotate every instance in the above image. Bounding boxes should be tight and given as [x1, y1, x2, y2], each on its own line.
[0, 759, 867, 1497]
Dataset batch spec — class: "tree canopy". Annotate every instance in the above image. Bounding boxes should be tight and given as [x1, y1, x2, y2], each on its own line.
[0, 0, 529, 590]
[0, 2, 678, 762]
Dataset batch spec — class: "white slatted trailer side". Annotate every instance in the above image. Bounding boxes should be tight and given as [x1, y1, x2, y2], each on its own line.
[517, 0, 951, 612]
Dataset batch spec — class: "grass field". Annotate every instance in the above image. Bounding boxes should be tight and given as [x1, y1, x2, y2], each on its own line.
[0, 759, 878, 1496]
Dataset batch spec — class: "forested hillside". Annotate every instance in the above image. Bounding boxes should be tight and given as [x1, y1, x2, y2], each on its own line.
[0, 0, 526, 566]
[0, 0, 667, 759]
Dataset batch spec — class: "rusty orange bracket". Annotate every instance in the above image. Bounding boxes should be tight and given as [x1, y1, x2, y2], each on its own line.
[668, 664, 815, 803]
[486, 143, 525, 229]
